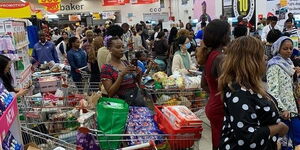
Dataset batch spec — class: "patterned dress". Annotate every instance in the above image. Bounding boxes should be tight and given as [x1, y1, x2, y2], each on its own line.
[219, 83, 280, 150]
[267, 65, 298, 113]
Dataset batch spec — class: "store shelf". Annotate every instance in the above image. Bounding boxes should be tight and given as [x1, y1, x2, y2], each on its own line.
[0, 97, 18, 142]
[15, 42, 29, 50]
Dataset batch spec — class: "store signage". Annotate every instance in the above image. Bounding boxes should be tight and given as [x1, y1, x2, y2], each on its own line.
[45, 3, 60, 13]
[38, 0, 61, 7]
[132, 0, 158, 4]
[103, 0, 127, 6]
[0, 98, 17, 142]
[60, 3, 84, 11]
[233, 0, 255, 21]
[93, 13, 101, 20]
[150, 8, 161, 12]
[0, 2, 30, 9]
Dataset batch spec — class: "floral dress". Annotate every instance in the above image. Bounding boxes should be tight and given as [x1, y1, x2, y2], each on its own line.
[267, 65, 298, 113]
[219, 83, 281, 150]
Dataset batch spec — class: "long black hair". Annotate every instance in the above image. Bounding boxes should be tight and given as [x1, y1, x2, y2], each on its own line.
[168, 27, 178, 45]
[67, 37, 78, 51]
[55, 32, 68, 46]
[0, 55, 15, 92]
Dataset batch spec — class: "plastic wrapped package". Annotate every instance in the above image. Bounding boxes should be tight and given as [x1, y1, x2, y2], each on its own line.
[126, 106, 164, 146]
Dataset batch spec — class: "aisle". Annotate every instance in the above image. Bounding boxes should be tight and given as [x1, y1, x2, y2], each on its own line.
[198, 115, 212, 150]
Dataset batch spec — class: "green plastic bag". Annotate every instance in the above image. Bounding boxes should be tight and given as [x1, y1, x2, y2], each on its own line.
[96, 97, 129, 150]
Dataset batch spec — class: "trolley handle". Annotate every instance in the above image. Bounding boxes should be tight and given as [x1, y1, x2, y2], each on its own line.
[119, 140, 157, 150]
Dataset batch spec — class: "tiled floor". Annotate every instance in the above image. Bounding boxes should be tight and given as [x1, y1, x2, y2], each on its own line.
[196, 115, 212, 150]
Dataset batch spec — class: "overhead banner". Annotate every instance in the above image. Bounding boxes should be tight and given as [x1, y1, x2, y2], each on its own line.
[0, 2, 33, 18]
[103, 0, 129, 6]
[132, 0, 158, 4]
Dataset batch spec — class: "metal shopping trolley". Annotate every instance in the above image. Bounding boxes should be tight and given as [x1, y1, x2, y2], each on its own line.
[143, 88, 208, 117]
[67, 66, 101, 95]
[21, 126, 78, 150]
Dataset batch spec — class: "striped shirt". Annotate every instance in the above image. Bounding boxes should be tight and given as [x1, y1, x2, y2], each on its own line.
[283, 27, 298, 37]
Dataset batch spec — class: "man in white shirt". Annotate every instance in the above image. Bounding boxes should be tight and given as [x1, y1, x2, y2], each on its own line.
[261, 16, 281, 42]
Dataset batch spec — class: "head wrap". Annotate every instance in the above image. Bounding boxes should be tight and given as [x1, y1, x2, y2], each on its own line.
[271, 36, 293, 56]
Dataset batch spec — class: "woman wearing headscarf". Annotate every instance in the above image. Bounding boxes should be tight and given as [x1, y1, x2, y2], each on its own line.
[267, 36, 299, 119]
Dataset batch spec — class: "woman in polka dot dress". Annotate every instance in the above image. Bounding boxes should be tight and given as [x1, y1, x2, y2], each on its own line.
[197, 19, 231, 150]
[218, 36, 289, 150]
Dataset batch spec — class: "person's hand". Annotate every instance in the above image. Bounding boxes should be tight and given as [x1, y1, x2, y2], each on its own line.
[281, 111, 291, 120]
[119, 65, 136, 77]
[16, 88, 29, 97]
[294, 67, 300, 74]
[278, 122, 289, 137]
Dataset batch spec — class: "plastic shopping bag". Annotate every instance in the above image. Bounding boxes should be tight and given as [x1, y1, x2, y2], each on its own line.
[96, 97, 129, 149]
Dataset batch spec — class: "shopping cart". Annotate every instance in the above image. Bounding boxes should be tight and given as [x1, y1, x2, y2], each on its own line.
[67, 66, 101, 94]
[21, 126, 78, 150]
[143, 88, 208, 117]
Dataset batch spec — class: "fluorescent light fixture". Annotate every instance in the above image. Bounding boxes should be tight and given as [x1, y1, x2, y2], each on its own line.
[47, 14, 59, 19]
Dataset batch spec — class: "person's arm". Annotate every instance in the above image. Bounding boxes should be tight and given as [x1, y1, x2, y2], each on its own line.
[226, 91, 288, 148]
[172, 54, 189, 74]
[267, 65, 288, 111]
[67, 51, 79, 71]
[101, 65, 134, 97]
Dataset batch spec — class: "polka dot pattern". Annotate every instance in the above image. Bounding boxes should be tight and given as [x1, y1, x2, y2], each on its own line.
[237, 122, 244, 128]
[257, 94, 262, 99]
[260, 139, 265, 145]
[241, 87, 247, 91]
[263, 106, 270, 112]
[225, 144, 230, 150]
[272, 136, 277, 142]
[272, 112, 276, 117]
[251, 113, 257, 119]
[276, 118, 281, 123]
[230, 116, 234, 122]
[232, 97, 239, 103]
[238, 140, 244, 146]
[248, 127, 255, 133]
[242, 104, 249, 110]
[250, 143, 256, 149]
[226, 92, 231, 98]
[221, 85, 279, 149]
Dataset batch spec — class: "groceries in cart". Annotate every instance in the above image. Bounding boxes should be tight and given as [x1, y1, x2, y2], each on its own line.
[2, 131, 22, 150]
[148, 71, 201, 90]
[0, 83, 14, 117]
[126, 106, 164, 146]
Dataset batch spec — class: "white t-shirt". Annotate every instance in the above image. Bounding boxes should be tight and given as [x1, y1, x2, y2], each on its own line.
[261, 24, 281, 42]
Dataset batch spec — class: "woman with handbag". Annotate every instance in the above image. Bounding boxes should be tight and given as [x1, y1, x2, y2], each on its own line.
[100, 36, 146, 107]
